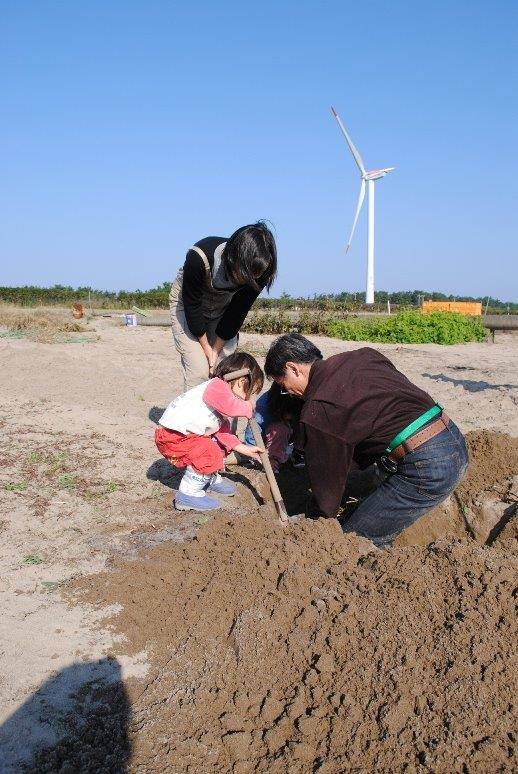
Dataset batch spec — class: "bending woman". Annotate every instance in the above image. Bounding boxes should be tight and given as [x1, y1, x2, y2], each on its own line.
[170, 222, 277, 390]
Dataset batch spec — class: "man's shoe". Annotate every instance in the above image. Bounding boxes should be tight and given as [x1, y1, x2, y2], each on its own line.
[175, 491, 221, 511]
[206, 474, 236, 497]
[290, 449, 306, 468]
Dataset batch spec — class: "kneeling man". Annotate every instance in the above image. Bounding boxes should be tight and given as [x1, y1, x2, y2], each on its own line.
[264, 333, 468, 547]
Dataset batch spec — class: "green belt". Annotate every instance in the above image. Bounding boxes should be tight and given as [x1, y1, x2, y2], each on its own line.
[385, 404, 443, 454]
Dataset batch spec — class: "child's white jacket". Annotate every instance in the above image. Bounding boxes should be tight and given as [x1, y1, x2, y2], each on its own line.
[159, 378, 253, 436]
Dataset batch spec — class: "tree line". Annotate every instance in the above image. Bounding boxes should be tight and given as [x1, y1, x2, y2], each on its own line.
[0, 284, 516, 313]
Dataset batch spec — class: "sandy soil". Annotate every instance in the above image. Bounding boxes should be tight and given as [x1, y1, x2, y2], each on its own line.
[0, 317, 517, 772]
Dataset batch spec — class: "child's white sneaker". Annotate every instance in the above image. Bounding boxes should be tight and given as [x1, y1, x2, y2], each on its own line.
[175, 492, 221, 511]
[206, 473, 236, 497]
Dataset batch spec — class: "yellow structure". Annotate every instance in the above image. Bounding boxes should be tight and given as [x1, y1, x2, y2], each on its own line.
[422, 300, 482, 316]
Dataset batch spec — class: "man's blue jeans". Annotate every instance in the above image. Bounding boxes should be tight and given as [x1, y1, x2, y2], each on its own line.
[342, 421, 469, 548]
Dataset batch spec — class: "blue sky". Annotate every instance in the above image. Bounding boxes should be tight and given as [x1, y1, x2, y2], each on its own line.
[2, 1, 517, 299]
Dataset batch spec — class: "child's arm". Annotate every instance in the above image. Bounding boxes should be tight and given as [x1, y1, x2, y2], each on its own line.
[233, 442, 264, 462]
[214, 423, 264, 461]
[214, 423, 242, 453]
[203, 378, 254, 419]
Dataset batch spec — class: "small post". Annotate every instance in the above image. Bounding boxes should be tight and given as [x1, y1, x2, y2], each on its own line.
[387, 299, 391, 315]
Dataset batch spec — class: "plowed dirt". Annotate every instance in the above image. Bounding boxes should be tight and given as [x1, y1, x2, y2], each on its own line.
[52, 431, 518, 774]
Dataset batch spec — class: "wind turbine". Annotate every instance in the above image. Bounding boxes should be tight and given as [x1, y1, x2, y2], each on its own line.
[331, 106, 394, 304]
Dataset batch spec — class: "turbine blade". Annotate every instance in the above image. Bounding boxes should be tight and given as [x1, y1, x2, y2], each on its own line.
[331, 106, 366, 175]
[346, 179, 366, 251]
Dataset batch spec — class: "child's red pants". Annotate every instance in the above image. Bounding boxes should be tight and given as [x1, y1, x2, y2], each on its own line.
[155, 427, 224, 474]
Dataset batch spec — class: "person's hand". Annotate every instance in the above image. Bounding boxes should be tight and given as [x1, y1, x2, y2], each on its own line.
[234, 443, 265, 462]
[206, 336, 226, 376]
[198, 334, 217, 376]
[207, 348, 218, 376]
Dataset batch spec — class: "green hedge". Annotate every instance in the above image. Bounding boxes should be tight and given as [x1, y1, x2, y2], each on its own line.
[1, 285, 515, 314]
[327, 311, 488, 345]
[242, 311, 332, 335]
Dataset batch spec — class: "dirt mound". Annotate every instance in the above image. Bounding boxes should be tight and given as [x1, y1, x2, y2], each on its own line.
[396, 430, 518, 546]
[28, 430, 517, 772]
[273, 430, 518, 547]
[66, 512, 517, 773]
[459, 431, 518, 498]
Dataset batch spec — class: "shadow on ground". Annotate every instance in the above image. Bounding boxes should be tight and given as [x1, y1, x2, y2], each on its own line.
[146, 448, 381, 517]
[146, 457, 184, 489]
[147, 457, 267, 509]
[0, 657, 131, 773]
[276, 463, 309, 515]
[422, 373, 518, 393]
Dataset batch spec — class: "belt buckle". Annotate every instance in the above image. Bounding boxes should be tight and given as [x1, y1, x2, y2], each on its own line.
[379, 454, 398, 474]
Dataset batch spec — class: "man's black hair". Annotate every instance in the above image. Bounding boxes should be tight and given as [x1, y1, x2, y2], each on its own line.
[264, 333, 323, 378]
[223, 221, 277, 292]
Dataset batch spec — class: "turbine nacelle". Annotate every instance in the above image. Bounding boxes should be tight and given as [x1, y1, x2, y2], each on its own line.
[363, 167, 395, 181]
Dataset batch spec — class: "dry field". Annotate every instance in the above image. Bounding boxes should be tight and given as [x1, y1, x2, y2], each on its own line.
[0, 305, 92, 343]
[0, 311, 517, 772]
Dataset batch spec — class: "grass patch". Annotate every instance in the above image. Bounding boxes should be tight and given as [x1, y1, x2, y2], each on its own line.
[26, 451, 46, 465]
[236, 343, 268, 357]
[46, 452, 70, 474]
[41, 580, 64, 592]
[58, 474, 77, 489]
[0, 305, 86, 342]
[327, 311, 488, 345]
[4, 481, 28, 492]
[0, 330, 32, 339]
[244, 309, 488, 345]
[83, 481, 119, 500]
[54, 333, 98, 344]
[23, 555, 44, 565]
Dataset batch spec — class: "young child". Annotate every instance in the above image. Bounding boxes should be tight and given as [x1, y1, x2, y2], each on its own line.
[155, 352, 265, 511]
[244, 382, 305, 474]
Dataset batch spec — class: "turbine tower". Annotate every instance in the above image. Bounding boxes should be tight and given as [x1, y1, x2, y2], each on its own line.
[331, 106, 394, 304]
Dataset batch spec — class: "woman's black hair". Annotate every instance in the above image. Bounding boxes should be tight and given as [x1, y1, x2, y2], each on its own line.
[223, 221, 277, 292]
[212, 351, 264, 399]
[264, 333, 323, 379]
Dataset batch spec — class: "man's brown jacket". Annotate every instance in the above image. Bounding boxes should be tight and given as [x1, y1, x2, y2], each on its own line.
[300, 348, 436, 517]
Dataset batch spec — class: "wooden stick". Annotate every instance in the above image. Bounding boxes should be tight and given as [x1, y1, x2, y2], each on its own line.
[248, 417, 289, 524]
[222, 368, 251, 381]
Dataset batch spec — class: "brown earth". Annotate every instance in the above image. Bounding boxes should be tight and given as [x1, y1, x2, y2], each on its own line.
[33, 431, 516, 774]
[394, 431, 518, 547]
[1, 318, 517, 772]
